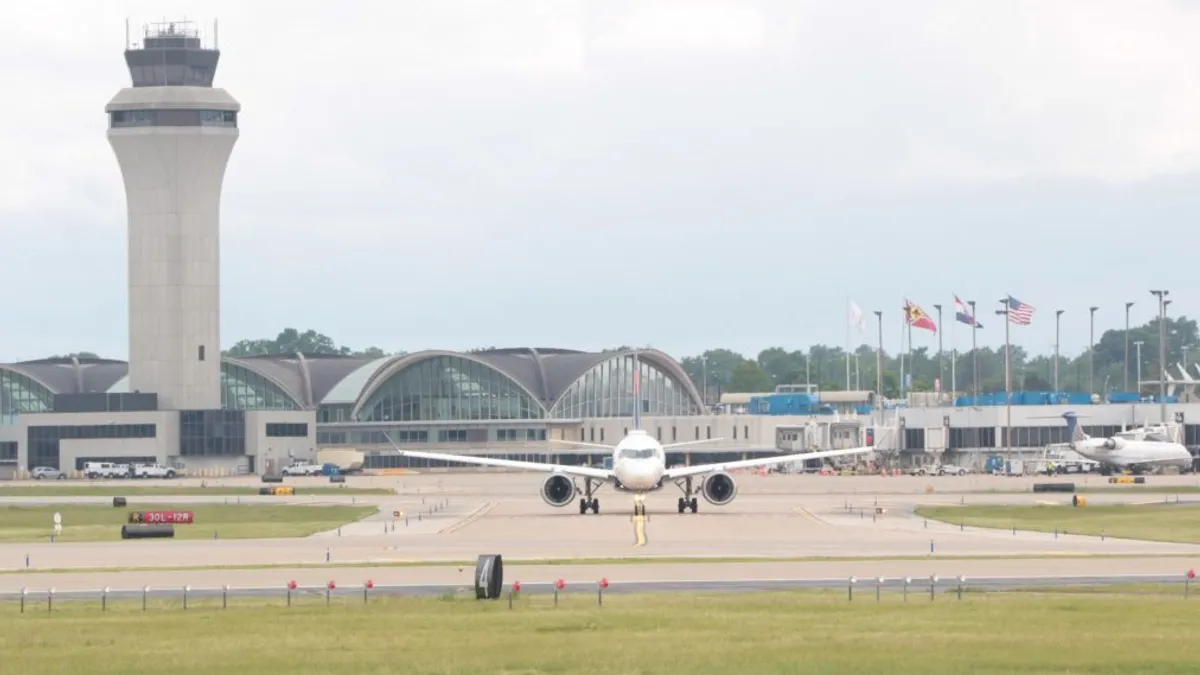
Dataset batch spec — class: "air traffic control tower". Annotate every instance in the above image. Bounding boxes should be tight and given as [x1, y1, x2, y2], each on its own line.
[105, 21, 238, 410]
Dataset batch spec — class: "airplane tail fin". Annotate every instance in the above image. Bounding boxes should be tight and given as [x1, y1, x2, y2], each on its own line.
[1064, 412, 1088, 444]
[632, 350, 642, 431]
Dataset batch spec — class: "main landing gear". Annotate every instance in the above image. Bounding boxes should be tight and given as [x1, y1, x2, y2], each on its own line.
[578, 477, 601, 515]
[674, 476, 699, 514]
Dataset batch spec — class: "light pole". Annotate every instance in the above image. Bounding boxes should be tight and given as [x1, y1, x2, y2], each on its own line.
[1054, 310, 1064, 392]
[874, 310, 883, 420]
[933, 303, 944, 395]
[700, 355, 708, 406]
[1151, 289, 1169, 423]
[1089, 306, 1098, 395]
[1124, 302, 1134, 392]
[1134, 340, 1144, 395]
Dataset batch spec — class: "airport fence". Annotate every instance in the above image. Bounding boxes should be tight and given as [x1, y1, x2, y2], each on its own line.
[3, 573, 1198, 616]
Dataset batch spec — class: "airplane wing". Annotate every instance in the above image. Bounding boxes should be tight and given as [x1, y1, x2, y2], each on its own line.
[663, 438, 727, 449]
[663, 446, 875, 479]
[548, 439, 618, 451]
[388, 448, 613, 480]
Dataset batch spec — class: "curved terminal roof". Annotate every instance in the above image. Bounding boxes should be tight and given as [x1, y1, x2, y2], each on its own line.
[1, 348, 704, 418]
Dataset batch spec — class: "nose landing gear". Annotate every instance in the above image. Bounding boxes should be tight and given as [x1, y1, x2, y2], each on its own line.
[632, 494, 647, 517]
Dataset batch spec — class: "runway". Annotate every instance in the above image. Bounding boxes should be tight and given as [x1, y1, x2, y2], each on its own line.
[2, 471, 1199, 595]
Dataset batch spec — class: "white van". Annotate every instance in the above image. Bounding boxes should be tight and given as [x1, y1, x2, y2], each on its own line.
[84, 462, 130, 479]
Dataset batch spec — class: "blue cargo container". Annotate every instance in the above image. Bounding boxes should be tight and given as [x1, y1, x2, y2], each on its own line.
[747, 393, 835, 415]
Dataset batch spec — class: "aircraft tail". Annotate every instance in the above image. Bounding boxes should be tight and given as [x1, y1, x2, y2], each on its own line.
[632, 350, 642, 431]
[1064, 412, 1088, 444]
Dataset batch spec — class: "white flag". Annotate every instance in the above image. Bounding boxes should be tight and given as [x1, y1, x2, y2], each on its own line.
[848, 300, 866, 333]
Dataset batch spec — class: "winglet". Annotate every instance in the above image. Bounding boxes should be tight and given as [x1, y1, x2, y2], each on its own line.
[632, 350, 642, 431]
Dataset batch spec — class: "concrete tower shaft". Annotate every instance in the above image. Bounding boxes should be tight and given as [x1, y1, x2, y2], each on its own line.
[105, 21, 238, 410]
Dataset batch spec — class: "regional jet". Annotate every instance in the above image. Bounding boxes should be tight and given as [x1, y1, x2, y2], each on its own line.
[385, 354, 875, 515]
[1060, 412, 1193, 474]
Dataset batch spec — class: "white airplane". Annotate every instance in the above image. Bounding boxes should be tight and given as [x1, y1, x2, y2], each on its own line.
[1061, 412, 1193, 474]
[384, 355, 875, 515]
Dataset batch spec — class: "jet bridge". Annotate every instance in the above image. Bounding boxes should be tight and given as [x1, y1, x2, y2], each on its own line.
[774, 420, 867, 471]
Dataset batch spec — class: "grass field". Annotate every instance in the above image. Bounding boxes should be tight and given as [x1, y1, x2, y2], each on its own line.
[0, 504, 377, 542]
[2, 591, 1199, 674]
[0, 485, 390, 497]
[916, 503, 1200, 543]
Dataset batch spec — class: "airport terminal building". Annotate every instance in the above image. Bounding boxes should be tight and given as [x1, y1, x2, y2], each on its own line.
[0, 347, 738, 475]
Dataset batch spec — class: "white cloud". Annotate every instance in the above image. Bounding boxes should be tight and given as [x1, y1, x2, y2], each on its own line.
[2, 0, 1200, 359]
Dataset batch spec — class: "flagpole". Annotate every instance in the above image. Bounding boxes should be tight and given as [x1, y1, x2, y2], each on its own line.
[969, 300, 978, 402]
[997, 298, 1012, 453]
[899, 307, 906, 398]
[908, 322, 913, 394]
[950, 304, 957, 399]
[845, 297, 852, 391]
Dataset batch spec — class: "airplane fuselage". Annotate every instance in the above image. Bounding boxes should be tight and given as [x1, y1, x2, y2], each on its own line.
[1073, 438, 1194, 470]
[610, 430, 668, 492]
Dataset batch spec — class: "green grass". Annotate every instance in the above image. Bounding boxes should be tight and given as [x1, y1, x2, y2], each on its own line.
[0, 485, 391, 497]
[3, 591, 1199, 674]
[916, 503, 1200, 544]
[0, 504, 377, 542]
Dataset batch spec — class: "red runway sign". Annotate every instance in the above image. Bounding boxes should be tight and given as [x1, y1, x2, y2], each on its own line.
[128, 510, 194, 524]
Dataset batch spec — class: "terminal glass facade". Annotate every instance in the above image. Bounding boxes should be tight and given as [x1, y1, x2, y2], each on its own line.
[221, 363, 300, 411]
[550, 355, 701, 419]
[357, 356, 546, 422]
[1, 368, 55, 425]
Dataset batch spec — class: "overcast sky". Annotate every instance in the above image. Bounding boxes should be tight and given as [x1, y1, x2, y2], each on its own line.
[2, 0, 1199, 363]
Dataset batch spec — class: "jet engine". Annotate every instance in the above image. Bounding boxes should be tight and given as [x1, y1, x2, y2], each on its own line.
[701, 471, 738, 506]
[540, 474, 576, 507]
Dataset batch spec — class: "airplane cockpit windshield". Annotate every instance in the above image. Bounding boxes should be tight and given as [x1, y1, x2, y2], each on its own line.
[619, 447, 657, 460]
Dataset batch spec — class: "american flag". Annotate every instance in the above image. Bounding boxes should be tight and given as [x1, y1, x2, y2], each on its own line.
[1006, 296, 1035, 325]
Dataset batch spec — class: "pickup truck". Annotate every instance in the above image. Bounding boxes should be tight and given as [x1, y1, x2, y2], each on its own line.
[282, 462, 324, 477]
[132, 464, 178, 479]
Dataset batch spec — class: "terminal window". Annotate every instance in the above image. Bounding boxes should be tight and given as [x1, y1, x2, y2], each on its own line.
[265, 423, 308, 438]
[0, 442, 15, 461]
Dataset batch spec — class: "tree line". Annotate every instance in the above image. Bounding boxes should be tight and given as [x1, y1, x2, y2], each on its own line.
[679, 317, 1200, 397]
[52, 316, 1199, 398]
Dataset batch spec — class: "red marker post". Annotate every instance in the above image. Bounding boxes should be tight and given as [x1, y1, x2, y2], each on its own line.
[326, 580, 336, 605]
[1188, 569, 1196, 598]
[598, 577, 609, 607]
[509, 581, 521, 610]
[554, 578, 565, 607]
[287, 580, 297, 607]
[363, 579, 374, 604]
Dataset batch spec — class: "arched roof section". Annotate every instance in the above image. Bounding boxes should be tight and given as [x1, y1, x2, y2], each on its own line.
[319, 356, 394, 405]
[1, 365, 58, 420]
[548, 349, 705, 419]
[220, 358, 305, 410]
[351, 351, 548, 421]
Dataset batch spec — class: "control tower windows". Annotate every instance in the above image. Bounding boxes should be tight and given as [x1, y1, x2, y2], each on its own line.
[109, 109, 237, 128]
